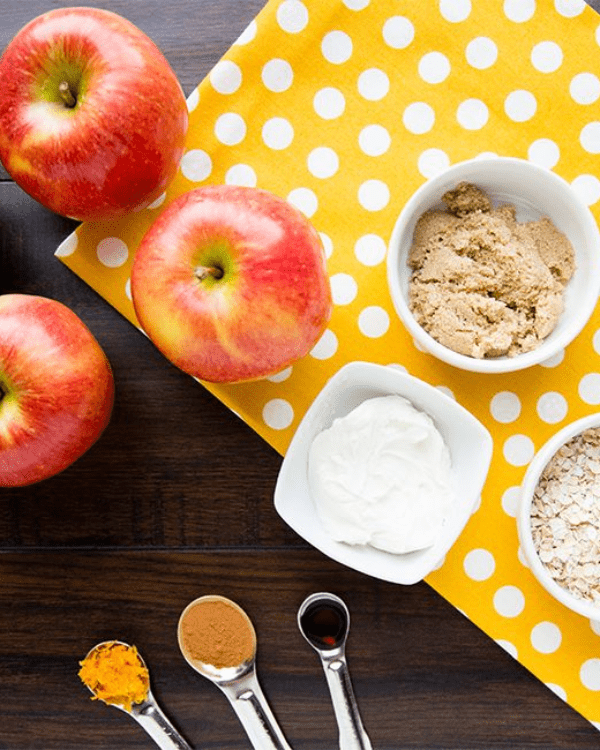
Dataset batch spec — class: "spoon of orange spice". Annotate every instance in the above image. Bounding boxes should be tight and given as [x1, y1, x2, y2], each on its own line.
[78, 640, 192, 750]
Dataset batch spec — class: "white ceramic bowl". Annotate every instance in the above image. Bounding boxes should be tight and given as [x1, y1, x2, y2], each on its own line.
[386, 157, 600, 374]
[518, 413, 600, 620]
[274, 361, 493, 585]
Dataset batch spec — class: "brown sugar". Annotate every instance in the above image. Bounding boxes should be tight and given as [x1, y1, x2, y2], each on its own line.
[408, 181, 575, 359]
[179, 596, 255, 669]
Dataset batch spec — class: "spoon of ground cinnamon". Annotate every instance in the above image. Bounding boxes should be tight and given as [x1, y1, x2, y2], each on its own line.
[79, 640, 191, 750]
[178, 595, 292, 750]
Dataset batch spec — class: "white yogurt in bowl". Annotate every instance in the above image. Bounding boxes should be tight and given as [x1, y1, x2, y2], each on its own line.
[308, 395, 455, 555]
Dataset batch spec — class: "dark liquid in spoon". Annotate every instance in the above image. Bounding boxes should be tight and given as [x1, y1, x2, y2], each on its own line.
[300, 600, 347, 649]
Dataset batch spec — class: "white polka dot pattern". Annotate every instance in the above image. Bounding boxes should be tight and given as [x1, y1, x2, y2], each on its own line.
[382, 16, 414, 49]
[503, 435, 535, 466]
[96, 237, 128, 268]
[531, 41, 563, 73]
[286, 187, 318, 217]
[403, 102, 435, 134]
[314, 87, 345, 118]
[494, 585, 526, 618]
[276, 0, 308, 33]
[465, 37, 498, 69]
[504, 0, 536, 23]
[570, 73, 600, 104]
[464, 548, 496, 581]
[262, 117, 294, 149]
[321, 31, 353, 64]
[418, 148, 450, 177]
[357, 69, 389, 100]
[267, 367, 293, 383]
[456, 99, 489, 130]
[215, 113, 246, 145]
[330, 273, 358, 305]
[310, 329, 338, 360]
[580, 659, 600, 691]
[210, 60, 243, 94]
[180, 150, 212, 182]
[55, 233, 78, 258]
[531, 622, 562, 653]
[490, 392, 521, 423]
[418, 52, 451, 84]
[307, 147, 339, 178]
[225, 164, 257, 186]
[358, 306, 390, 337]
[262, 398, 294, 429]
[528, 138, 560, 168]
[501, 486, 520, 518]
[439, 0, 471, 23]
[357, 179, 390, 211]
[354, 234, 387, 266]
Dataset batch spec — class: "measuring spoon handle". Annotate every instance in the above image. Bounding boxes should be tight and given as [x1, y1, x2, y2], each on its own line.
[222, 670, 293, 750]
[321, 655, 372, 750]
[130, 694, 193, 750]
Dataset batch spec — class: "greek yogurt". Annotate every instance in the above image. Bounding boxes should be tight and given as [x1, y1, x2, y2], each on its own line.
[307, 395, 455, 555]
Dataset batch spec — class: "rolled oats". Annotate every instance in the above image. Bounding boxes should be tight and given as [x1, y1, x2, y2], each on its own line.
[531, 427, 600, 603]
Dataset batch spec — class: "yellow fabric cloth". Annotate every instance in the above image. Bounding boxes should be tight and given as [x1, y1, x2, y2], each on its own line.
[57, 0, 600, 728]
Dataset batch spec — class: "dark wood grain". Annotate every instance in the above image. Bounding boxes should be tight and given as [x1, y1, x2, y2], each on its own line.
[2, 550, 599, 750]
[1, 1, 600, 748]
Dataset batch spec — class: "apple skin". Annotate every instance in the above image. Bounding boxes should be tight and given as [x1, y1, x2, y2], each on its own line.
[0, 7, 188, 222]
[0, 294, 115, 487]
[131, 186, 333, 383]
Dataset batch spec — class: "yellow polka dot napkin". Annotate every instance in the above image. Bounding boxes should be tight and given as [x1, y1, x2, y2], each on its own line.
[57, 0, 600, 729]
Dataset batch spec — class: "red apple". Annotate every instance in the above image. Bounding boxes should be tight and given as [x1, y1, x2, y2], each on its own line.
[0, 7, 188, 222]
[0, 294, 114, 487]
[131, 186, 333, 383]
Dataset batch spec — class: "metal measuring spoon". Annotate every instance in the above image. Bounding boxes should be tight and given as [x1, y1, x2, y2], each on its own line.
[178, 595, 293, 750]
[298, 593, 373, 750]
[81, 641, 192, 750]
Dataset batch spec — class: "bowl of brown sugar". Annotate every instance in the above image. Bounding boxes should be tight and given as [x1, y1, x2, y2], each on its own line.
[387, 157, 600, 373]
[518, 413, 600, 620]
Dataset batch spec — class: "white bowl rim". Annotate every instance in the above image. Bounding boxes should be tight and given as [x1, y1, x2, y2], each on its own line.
[274, 360, 493, 585]
[386, 156, 600, 374]
[518, 411, 600, 620]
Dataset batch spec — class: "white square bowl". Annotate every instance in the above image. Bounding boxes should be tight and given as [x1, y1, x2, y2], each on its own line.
[274, 361, 493, 584]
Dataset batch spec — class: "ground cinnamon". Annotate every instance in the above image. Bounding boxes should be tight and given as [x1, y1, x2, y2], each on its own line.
[179, 596, 255, 669]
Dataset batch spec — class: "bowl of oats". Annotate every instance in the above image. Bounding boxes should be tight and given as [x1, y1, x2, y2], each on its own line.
[518, 413, 600, 620]
[387, 157, 600, 374]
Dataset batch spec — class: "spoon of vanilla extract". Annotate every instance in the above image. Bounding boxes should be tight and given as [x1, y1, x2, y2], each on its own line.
[298, 593, 373, 750]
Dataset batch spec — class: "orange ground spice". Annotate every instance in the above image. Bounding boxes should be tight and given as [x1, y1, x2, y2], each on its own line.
[78, 641, 149, 712]
[179, 597, 255, 669]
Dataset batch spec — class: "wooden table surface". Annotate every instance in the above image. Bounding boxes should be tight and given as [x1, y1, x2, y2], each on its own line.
[2, 1, 600, 748]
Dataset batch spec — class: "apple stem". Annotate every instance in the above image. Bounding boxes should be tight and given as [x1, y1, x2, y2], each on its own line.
[195, 266, 224, 281]
[59, 81, 77, 108]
